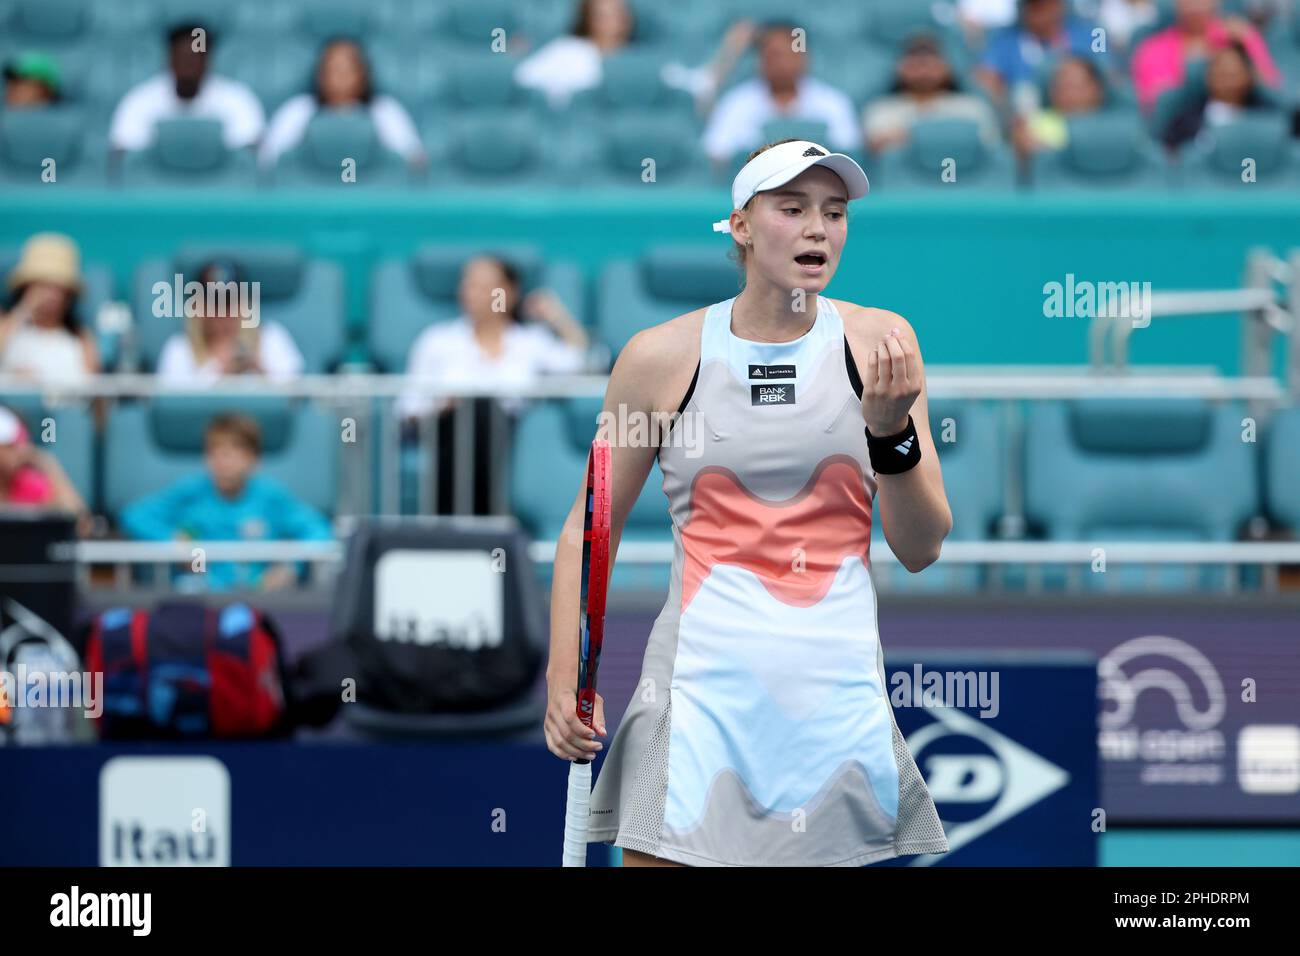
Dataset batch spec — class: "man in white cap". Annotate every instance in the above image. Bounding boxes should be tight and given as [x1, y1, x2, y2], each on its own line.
[543, 138, 955, 868]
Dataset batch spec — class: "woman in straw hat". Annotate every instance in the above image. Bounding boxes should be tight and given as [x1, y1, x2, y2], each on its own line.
[0, 233, 100, 383]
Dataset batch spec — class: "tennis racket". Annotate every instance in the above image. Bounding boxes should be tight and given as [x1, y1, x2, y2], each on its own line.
[561, 438, 612, 867]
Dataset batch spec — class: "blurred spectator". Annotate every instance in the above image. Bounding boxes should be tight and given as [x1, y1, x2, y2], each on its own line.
[515, 0, 635, 110]
[1131, 0, 1280, 112]
[1011, 55, 1106, 157]
[3, 52, 61, 108]
[863, 34, 1001, 153]
[156, 260, 304, 384]
[702, 21, 860, 166]
[120, 413, 332, 591]
[109, 21, 265, 152]
[957, 0, 1019, 49]
[0, 404, 91, 535]
[975, 0, 1098, 103]
[661, 19, 757, 116]
[397, 255, 587, 515]
[260, 37, 424, 169]
[398, 256, 587, 420]
[1090, 0, 1160, 53]
[0, 233, 99, 383]
[1161, 41, 1276, 148]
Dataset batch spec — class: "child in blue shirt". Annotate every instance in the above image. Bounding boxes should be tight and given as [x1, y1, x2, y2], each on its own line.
[121, 412, 333, 590]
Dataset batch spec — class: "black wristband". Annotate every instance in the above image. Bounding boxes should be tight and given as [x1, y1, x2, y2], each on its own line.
[864, 414, 921, 475]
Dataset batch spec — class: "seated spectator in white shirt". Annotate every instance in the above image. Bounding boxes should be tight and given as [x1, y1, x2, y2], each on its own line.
[702, 21, 861, 169]
[397, 255, 588, 421]
[397, 255, 589, 515]
[864, 34, 1002, 153]
[109, 21, 265, 152]
[515, 0, 634, 110]
[260, 37, 424, 169]
[156, 260, 304, 385]
[0, 233, 99, 384]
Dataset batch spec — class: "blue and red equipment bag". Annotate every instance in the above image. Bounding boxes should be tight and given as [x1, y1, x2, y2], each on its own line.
[84, 601, 289, 739]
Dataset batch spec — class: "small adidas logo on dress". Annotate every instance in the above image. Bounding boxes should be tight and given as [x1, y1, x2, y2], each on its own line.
[894, 437, 914, 455]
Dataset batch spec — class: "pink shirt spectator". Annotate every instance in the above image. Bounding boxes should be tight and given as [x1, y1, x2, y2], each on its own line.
[5, 466, 54, 505]
[1131, 18, 1281, 111]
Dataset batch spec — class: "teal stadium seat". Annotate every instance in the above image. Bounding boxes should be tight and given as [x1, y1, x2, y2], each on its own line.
[875, 117, 1019, 191]
[585, 112, 711, 188]
[1176, 113, 1300, 189]
[272, 110, 412, 187]
[425, 110, 557, 187]
[291, 0, 384, 43]
[0, 244, 117, 366]
[131, 244, 345, 373]
[1267, 9, 1300, 84]
[2, 0, 93, 53]
[871, 399, 1004, 594]
[0, 394, 96, 512]
[1024, 398, 1258, 592]
[443, 0, 524, 46]
[568, 49, 698, 123]
[510, 396, 672, 592]
[517, 0, 578, 48]
[214, 35, 314, 115]
[368, 243, 584, 372]
[0, 107, 105, 187]
[627, 0, 730, 60]
[596, 246, 742, 359]
[1031, 112, 1172, 190]
[421, 53, 555, 185]
[81, 35, 159, 120]
[148, 0, 236, 36]
[809, 40, 897, 105]
[1265, 406, 1300, 533]
[369, 37, 449, 115]
[118, 117, 258, 188]
[104, 397, 338, 521]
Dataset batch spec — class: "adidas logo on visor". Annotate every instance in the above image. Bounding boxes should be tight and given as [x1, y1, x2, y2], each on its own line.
[802, 146, 826, 156]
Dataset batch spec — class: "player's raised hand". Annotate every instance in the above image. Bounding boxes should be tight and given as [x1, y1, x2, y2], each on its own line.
[862, 327, 920, 436]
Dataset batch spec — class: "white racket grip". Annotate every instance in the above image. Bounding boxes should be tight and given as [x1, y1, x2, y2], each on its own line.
[561, 760, 593, 867]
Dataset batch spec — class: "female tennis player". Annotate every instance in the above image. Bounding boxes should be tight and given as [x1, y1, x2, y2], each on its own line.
[545, 139, 953, 867]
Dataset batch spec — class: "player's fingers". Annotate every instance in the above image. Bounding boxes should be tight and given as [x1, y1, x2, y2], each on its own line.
[883, 333, 909, 385]
[546, 713, 591, 760]
[866, 345, 882, 392]
[566, 710, 603, 749]
[875, 343, 893, 388]
[594, 694, 607, 737]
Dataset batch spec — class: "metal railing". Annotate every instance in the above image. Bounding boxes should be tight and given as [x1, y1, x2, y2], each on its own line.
[52, 537, 1300, 596]
[3, 359, 1296, 546]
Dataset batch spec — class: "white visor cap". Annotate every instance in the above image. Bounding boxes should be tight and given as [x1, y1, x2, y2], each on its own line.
[713, 140, 869, 235]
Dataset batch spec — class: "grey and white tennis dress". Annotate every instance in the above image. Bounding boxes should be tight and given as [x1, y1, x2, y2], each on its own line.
[586, 294, 949, 866]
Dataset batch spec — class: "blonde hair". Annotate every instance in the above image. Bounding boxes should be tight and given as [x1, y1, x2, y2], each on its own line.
[184, 312, 261, 366]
